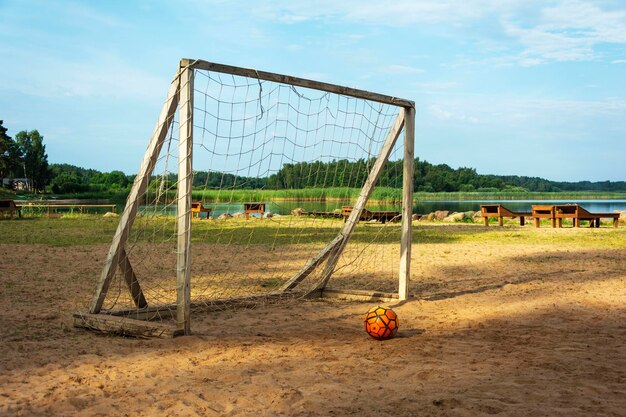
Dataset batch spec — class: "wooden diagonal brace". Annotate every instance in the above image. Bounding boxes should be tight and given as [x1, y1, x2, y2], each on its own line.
[89, 70, 181, 314]
[118, 248, 148, 309]
[305, 109, 406, 295]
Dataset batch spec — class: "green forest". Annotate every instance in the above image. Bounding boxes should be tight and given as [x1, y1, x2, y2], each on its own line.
[2, 120, 626, 197]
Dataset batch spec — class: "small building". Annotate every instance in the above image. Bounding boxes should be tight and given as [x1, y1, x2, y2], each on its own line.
[2, 178, 30, 191]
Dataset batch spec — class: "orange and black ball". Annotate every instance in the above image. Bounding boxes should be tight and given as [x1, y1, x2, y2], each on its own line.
[364, 305, 399, 340]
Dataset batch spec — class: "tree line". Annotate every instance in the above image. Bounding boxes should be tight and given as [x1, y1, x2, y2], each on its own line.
[2, 119, 626, 194]
[264, 159, 626, 193]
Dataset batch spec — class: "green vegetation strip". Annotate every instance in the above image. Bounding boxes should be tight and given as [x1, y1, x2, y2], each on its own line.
[0, 216, 624, 248]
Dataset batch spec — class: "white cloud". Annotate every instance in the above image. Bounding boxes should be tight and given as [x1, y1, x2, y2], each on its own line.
[413, 81, 459, 91]
[0, 45, 169, 101]
[66, 4, 124, 29]
[425, 95, 626, 139]
[501, 0, 626, 63]
[427, 104, 480, 124]
[379, 65, 425, 75]
[248, 0, 626, 65]
[250, 0, 521, 26]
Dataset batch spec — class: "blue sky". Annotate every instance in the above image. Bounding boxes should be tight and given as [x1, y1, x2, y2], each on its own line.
[1, 0, 625, 181]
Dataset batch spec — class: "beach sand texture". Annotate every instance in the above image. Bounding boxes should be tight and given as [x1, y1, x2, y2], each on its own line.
[1, 225, 625, 416]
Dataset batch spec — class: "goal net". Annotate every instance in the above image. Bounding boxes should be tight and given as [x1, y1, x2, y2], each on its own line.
[75, 59, 415, 337]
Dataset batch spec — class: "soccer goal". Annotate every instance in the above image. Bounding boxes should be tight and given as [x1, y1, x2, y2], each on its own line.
[74, 59, 415, 338]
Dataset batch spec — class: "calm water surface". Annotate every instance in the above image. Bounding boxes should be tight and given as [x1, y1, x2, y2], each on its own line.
[141, 199, 626, 217]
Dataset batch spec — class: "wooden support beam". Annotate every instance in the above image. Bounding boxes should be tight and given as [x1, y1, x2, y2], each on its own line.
[118, 248, 148, 309]
[176, 62, 194, 335]
[89, 69, 181, 314]
[279, 235, 344, 292]
[306, 109, 407, 295]
[111, 305, 177, 321]
[399, 106, 415, 301]
[110, 292, 292, 320]
[320, 288, 400, 303]
[187, 59, 414, 108]
[73, 313, 182, 338]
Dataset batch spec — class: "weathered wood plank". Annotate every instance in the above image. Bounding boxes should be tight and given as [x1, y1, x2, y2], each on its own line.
[279, 235, 344, 292]
[73, 313, 182, 339]
[187, 59, 414, 108]
[118, 248, 148, 309]
[176, 63, 194, 335]
[89, 69, 181, 314]
[320, 288, 400, 303]
[109, 292, 293, 320]
[399, 106, 415, 301]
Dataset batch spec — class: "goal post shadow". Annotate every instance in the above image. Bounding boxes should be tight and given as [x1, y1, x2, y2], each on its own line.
[74, 58, 416, 338]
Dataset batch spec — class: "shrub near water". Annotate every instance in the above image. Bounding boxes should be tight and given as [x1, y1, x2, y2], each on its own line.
[192, 187, 403, 203]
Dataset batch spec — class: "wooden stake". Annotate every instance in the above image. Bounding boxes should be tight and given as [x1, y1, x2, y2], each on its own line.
[89, 70, 181, 314]
[306, 109, 406, 295]
[399, 106, 415, 300]
[176, 62, 194, 335]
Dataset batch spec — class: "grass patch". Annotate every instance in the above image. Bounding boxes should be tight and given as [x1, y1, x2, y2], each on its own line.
[191, 187, 403, 203]
[0, 217, 120, 246]
[1, 216, 624, 248]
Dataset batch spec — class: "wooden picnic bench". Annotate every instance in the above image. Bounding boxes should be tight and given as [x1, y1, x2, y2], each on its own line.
[480, 204, 530, 226]
[191, 202, 212, 219]
[0, 200, 21, 219]
[244, 203, 265, 220]
[531, 205, 556, 228]
[342, 206, 401, 224]
[555, 204, 619, 228]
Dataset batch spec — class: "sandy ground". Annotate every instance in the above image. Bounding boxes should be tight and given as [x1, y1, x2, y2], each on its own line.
[1, 225, 625, 416]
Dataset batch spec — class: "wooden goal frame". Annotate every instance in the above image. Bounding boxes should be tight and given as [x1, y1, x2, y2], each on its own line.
[74, 58, 415, 338]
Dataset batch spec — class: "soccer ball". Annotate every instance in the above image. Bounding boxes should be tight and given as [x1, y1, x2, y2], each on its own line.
[364, 305, 399, 340]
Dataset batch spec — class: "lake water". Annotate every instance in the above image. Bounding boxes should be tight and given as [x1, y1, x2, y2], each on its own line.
[141, 199, 626, 217]
[413, 199, 626, 214]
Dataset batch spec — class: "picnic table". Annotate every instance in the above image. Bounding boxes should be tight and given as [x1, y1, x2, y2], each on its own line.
[480, 204, 530, 226]
[0, 200, 21, 219]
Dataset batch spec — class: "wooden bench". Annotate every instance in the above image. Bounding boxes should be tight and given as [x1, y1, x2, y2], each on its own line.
[244, 203, 265, 220]
[0, 200, 21, 219]
[342, 206, 401, 223]
[555, 204, 619, 228]
[480, 204, 530, 226]
[191, 202, 212, 219]
[532, 205, 556, 228]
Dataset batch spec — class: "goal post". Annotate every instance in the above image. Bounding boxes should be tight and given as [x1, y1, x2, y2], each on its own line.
[75, 58, 416, 338]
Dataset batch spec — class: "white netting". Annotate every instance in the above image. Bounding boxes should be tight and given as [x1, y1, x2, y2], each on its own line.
[97, 64, 409, 324]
